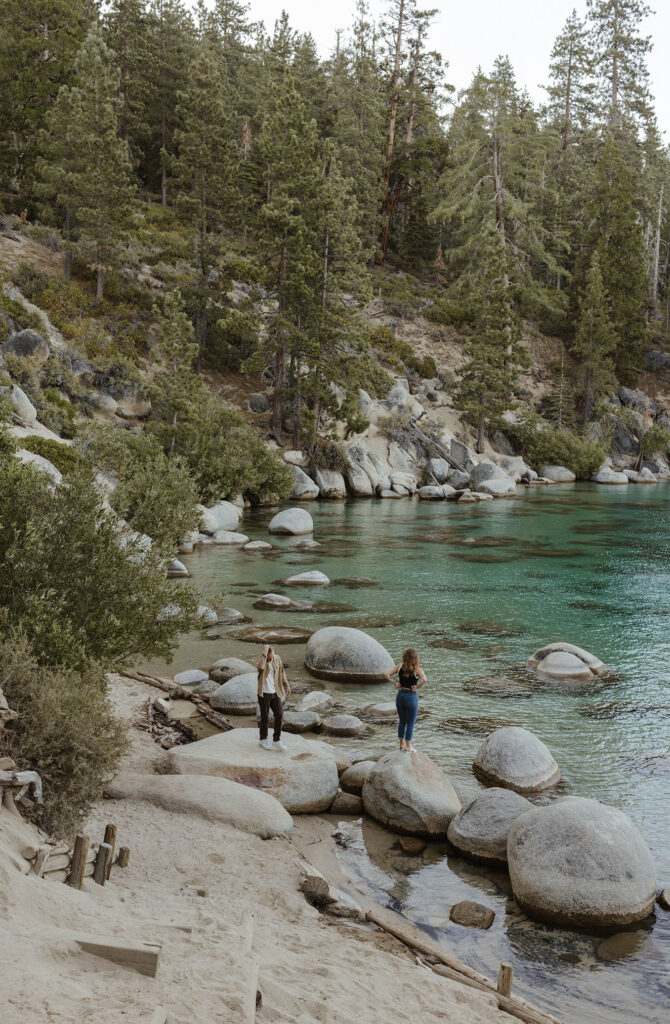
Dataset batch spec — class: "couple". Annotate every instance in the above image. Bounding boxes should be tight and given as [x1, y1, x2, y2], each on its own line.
[257, 642, 426, 755]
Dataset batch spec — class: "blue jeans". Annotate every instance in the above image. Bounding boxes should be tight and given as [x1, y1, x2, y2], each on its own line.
[396, 689, 419, 741]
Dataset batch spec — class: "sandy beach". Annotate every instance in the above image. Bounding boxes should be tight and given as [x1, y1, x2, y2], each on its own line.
[0, 672, 520, 1024]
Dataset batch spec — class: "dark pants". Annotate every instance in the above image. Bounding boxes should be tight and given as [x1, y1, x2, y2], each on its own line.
[396, 689, 419, 741]
[258, 693, 283, 741]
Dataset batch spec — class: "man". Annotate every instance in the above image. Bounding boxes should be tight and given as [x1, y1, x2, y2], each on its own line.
[257, 643, 290, 751]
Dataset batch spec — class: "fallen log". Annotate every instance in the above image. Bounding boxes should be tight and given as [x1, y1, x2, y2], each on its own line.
[122, 669, 184, 698]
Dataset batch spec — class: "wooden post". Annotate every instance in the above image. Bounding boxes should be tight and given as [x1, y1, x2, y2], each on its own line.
[117, 846, 130, 868]
[93, 842, 112, 886]
[103, 824, 117, 879]
[498, 962, 514, 998]
[69, 835, 90, 889]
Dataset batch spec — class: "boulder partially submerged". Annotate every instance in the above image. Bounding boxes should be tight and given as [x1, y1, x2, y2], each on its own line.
[268, 508, 314, 535]
[528, 642, 607, 680]
[362, 750, 461, 837]
[507, 797, 657, 929]
[209, 672, 257, 714]
[305, 626, 393, 682]
[447, 787, 532, 865]
[473, 727, 560, 793]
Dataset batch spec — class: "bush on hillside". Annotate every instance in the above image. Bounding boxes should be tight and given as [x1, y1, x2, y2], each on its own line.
[309, 438, 348, 473]
[20, 436, 81, 476]
[0, 633, 127, 838]
[0, 455, 199, 672]
[80, 425, 201, 546]
[369, 325, 437, 380]
[508, 409, 605, 478]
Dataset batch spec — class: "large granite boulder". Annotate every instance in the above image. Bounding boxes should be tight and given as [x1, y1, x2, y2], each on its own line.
[209, 657, 255, 683]
[208, 500, 243, 532]
[284, 570, 330, 586]
[174, 669, 209, 688]
[507, 797, 657, 929]
[2, 328, 50, 364]
[211, 530, 249, 544]
[166, 728, 340, 813]
[314, 468, 347, 498]
[473, 727, 560, 793]
[447, 787, 532, 865]
[592, 466, 629, 484]
[477, 476, 516, 497]
[209, 672, 258, 714]
[362, 750, 461, 837]
[269, 508, 314, 535]
[321, 714, 366, 737]
[426, 457, 450, 484]
[294, 690, 335, 713]
[450, 439, 477, 473]
[344, 459, 374, 497]
[340, 760, 375, 795]
[305, 626, 393, 682]
[470, 461, 506, 487]
[15, 449, 62, 485]
[3, 383, 37, 423]
[289, 464, 319, 500]
[106, 771, 292, 838]
[528, 642, 606, 680]
[541, 465, 576, 483]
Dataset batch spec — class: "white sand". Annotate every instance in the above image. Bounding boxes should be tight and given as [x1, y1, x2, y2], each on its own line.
[0, 674, 515, 1024]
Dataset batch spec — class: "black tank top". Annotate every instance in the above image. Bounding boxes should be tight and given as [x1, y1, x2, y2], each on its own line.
[398, 668, 419, 690]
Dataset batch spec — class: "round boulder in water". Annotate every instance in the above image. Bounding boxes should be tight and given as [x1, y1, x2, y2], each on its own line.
[174, 668, 209, 688]
[507, 797, 657, 929]
[528, 642, 607, 680]
[305, 626, 394, 682]
[321, 714, 366, 737]
[473, 727, 560, 793]
[284, 571, 330, 586]
[209, 657, 255, 683]
[447, 787, 532, 865]
[268, 508, 313, 535]
[362, 750, 461, 837]
[210, 672, 257, 714]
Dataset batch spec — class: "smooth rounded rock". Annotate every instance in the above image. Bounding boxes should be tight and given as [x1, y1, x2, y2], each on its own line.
[284, 570, 329, 586]
[294, 690, 334, 714]
[253, 593, 310, 611]
[305, 627, 393, 683]
[593, 466, 629, 484]
[447, 787, 532, 865]
[289, 464, 319, 500]
[106, 771, 293, 838]
[167, 558, 189, 578]
[204, 500, 243, 532]
[197, 605, 219, 626]
[473, 727, 560, 793]
[330, 790, 363, 816]
[528, 642, 606, 680]
[449, 901, 495, 930]
[321, 714, 366, 737]
[216, 607, 246, 624]
[209, 657, 255, 684]
[268, 508, 314, 535]
[507, 797, 657, 929]
[244, 540, 273, 551]
[478, 476, 516, 497]
[541, 465, 576, 483]
[362, 750, 461, 837]
[166, 728, 340, 813]
[209, 672, 258, 714]
[174, 669, 209, 688]
[212, 530, 249, 545]
[235, 625, 312, 644]
[340, 760, 375, 795]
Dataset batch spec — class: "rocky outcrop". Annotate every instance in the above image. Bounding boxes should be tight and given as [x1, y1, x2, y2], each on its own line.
[592, 466, 629, 484]
[2, 328, 50, 364]
[473, 727, 560, 793]
[305, 626, 394, 682]
[528, 642, 606, 680]
[209, 672, 258, 714]
[15, 449, 62, 485]
[289, 464, 319, 500]
[447, 788, 531, 865]
[362, 750, 461, 837]
[268, 508, 314, 535]
[166, 728, 340, 813]
[314, 468, 347, 498]
[2, 383, 37, 423]
[106, 771, 293, 838]
[541, 465, 576, 483]
[507, 797, 657, 929]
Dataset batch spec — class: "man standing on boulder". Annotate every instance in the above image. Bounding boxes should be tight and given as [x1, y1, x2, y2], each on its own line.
[257, 644, 290, 751]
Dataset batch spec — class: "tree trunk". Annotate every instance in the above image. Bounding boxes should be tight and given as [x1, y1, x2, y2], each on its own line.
[476, 420, 485, 453]
[271, 244, 288, 445]
[562, 40, 573, 152]
[377, 0, 405, 261]
[96, 265, 104, 303]
[652, 183, 664, 310]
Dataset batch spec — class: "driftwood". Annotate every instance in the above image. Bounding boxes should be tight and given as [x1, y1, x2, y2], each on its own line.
[406, 420, 466, 473]
[123, 669, 233, 733]
[364, 905, 562, 1024]
[74, 935, 161, 977]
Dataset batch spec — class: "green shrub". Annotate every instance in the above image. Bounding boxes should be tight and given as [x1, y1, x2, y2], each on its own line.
[640, 424, 670, 459]
[80, 426, 201, 546]
[358, 357, 394, 399]
[20, 436, 81, 476]
[508, 409, 605, 478]
[40, 387, 79, 437]
[369, 326, 437, 380]
[2, 351, 38, 395]
[423, 300, 471, 327]
[0, 632, 127, 838]
[0, 456, 199, 672]
[309, 438, 348, 473]
[378, 409, 415, 446]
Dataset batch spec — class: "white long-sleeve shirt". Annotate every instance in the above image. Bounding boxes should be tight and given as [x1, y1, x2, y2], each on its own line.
[262, 663, 276, 695]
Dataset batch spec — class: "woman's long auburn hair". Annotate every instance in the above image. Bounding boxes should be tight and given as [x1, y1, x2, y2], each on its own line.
[401, 648, 419, 673]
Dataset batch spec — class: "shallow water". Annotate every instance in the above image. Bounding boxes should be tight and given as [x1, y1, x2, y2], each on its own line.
[141, 483, 670, 1023]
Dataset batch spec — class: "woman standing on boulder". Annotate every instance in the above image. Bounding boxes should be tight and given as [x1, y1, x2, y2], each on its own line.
[257, 644, 290, 751]
[386, 648, 426, 752]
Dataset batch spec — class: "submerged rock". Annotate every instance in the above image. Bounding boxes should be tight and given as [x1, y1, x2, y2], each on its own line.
[462, 676, 535, 699]
[284, 570, 330, 586]
[244, 540, 273, 551]
[473, 727, 560, 793]
[362, 749, 461, 837]
[459, 620, 523, 637]
[508, 797, 657, 929]
[447, 787, 531, 865]
[253, 593, 311, 611]
[234, 625, 312, 644]
[449, 901, 495, 930]
[305, 626, 393, 682]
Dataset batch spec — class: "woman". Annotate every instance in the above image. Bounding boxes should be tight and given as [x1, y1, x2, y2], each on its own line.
[257, 643, 290, 751]
[386, 648, 426, 752]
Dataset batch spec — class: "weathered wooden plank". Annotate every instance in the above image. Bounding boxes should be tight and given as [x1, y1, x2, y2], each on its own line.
[498, 962, 514, 998]
[93, 842, 112, 885]
[103, 824, 117, 879]
[69, 835, 89, 890]
[75, 936, 161, 977]
[117, 846, 130, 868]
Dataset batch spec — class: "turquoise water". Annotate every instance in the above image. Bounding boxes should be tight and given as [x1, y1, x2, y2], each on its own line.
[144, 484, 670, 1023]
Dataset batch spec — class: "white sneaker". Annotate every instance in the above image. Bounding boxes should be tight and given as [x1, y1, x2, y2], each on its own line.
[273, 739, 287, 752]
[259, 738, 271, 750]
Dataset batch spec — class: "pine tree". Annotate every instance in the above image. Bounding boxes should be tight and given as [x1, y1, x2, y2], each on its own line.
[573, 251, 617, 421]
[454, 229, 529, 451]
[35, 87, 81, 278]
[104, 0, 153, 169]
[587, 0, 653, 135]
[546, 10, 595, 152]
[38, 23, 136, 301]
[576, 136, 648, 381]
[147, 290, 203, 452]
[0, 0, 89, 195]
